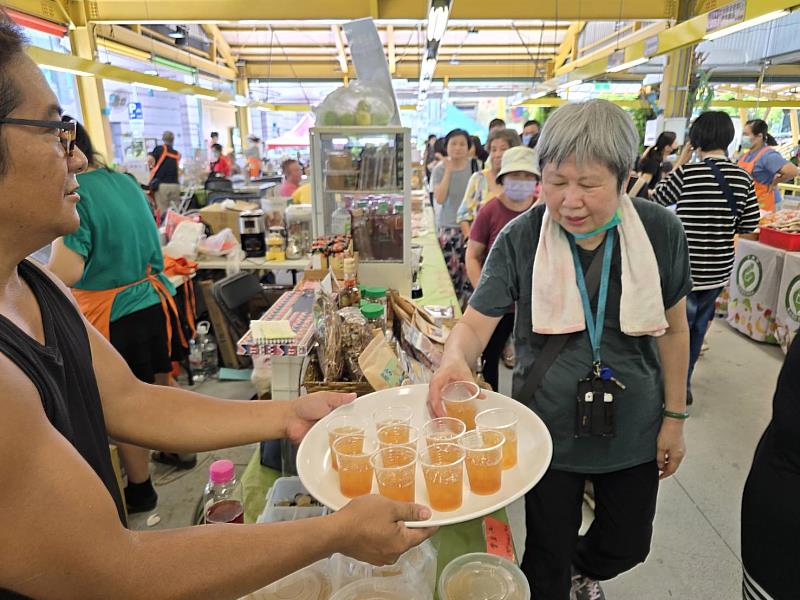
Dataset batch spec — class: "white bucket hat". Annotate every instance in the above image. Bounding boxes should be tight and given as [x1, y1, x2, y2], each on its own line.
[496, 146, 540, 184]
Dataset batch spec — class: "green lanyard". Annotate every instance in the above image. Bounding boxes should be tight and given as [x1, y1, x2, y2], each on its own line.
[568, 229, 615, 367]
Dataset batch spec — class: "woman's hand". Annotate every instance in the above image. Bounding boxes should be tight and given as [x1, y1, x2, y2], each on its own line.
[284, 392, 357, 444]
[656, 418, 686, 479]
[427, 358, 477, 418]
[331, 495, 438, 565]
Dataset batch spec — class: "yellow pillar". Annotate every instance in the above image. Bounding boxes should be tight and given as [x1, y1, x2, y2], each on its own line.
[496, 97, 506, 122]
[790, 109, 799, 145]
[235, 77, 251, 150]
[68, 1, 112, 160]
[659, 47, 695, 118]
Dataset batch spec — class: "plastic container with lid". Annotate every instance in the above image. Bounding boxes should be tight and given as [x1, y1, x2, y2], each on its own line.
[242, 560, 331, 600]
[363, 286, 388, 307]
[361, 302, 386, 333]
[438, 553, 530, 600]
[330, 577, 429, 600]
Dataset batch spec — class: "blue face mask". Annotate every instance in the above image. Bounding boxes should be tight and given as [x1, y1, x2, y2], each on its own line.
[504, 179, 537, 202]
[570, 210, 622, 239]
[522, 134, 533, 146]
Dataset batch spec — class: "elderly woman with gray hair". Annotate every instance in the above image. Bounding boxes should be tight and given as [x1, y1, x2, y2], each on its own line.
[428, 100, 692, 599]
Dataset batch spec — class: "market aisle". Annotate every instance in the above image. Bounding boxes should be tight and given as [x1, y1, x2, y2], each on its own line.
[601, 320, 784, 599]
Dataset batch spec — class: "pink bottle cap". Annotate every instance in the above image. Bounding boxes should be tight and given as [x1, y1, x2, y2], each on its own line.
[209, 459, 235, 484]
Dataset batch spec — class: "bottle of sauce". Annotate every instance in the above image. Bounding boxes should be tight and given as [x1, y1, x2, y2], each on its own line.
[204, 459, 245, 524]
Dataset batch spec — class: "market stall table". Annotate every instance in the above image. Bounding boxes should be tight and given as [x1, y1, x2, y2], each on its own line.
[775, 250, 800, 352]
[726, 238, 786, 343]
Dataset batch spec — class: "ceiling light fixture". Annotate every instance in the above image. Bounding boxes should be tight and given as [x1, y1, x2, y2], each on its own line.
[133, 82, 168, 92]
[168, 25, 188, 39]
[607, 57, 649, 73]
[558, 79, 584, 90]
[40, 64, 95, 77]
[703, 9, 789, 41]
[194, 93, 218, 101]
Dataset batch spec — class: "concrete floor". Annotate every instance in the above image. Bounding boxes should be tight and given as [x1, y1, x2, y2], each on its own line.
[129, 320, 785, 599]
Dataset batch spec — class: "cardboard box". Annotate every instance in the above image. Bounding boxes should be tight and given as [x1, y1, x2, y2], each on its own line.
[199, 201, 259, 242]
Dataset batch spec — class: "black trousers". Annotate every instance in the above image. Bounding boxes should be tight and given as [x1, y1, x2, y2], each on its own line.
[520, 461, 659, 599]
[482, 312, 515, 391]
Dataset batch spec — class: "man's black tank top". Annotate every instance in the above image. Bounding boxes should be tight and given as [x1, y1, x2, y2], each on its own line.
[0, 261, 126, 599]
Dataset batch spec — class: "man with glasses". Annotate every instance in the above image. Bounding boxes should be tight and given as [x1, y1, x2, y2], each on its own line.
[0, 15, 435, 599]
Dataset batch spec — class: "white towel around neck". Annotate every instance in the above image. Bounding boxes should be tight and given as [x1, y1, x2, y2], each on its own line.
[530, 194, 668, 338]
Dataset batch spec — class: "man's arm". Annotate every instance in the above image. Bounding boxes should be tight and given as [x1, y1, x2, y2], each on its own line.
[0, 358, 433, 600]
[465, 240, 486, 290]
[48, 238, 85, 287]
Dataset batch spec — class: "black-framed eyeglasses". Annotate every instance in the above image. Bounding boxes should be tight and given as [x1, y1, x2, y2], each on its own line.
[0, 117, 77, 157]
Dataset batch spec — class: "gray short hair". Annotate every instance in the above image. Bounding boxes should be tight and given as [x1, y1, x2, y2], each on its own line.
[162, 130, 175, 145]
[487, 128, 522, 149]
[536, 100, 639, 190]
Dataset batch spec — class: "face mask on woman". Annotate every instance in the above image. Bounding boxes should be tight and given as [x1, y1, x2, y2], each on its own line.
[741, 136, 753, 150]
[504, 179, 537, 202]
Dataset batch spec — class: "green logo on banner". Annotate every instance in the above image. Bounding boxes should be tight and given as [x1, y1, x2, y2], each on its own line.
[737, 255, 762, 297]
[786, 275, 800, 322]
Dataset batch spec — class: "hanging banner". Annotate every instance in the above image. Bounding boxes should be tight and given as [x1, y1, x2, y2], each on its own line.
[706, 0, 746, 34]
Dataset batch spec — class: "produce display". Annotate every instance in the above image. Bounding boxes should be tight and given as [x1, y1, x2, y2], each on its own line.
[760, 209, 800, 232]
[315, 81, 396, 128]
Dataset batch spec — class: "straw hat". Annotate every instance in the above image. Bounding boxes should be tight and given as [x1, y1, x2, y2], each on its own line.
[496, 146, 540, 184]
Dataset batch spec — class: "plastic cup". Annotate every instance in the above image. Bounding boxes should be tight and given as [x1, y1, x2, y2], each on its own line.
[460, 430, 505, 495]
[377, 423, 419, 452]
[373, 405, 414, 432]
[333, 434, 377, 498]
[370, 446, 417, 503]
[422, 417, 467, 447]
[327, 415, 367, 471]
[419, 443, 466, 512]
[441, 381, 480, 430]
[475, 408, 519, 470]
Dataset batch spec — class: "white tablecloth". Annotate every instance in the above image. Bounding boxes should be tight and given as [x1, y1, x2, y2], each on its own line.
[775, 251, 800, 352]
[726, 238, 786, 343]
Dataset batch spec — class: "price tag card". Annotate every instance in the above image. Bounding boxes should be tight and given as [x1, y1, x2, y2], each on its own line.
[483, 516, 515, 563]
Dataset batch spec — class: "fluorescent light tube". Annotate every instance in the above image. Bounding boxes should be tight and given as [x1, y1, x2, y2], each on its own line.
[40, 64, 94, 77]
[607, 57, 649, 73]
[133, 82, 168, 91]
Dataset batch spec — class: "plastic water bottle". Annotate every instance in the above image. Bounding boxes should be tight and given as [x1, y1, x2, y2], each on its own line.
[188, 337, 205, 383]
[204, 459, 245, 524]
[331, 194, 351, 236]
[202, 336, 219, 379]
[192, 321, 219, 380]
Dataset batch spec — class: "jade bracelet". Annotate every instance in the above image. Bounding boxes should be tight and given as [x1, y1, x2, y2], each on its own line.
[663, 409, 690, 420]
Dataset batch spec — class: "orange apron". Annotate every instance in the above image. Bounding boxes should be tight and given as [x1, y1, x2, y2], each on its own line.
[738, 146, 775, 212]
[72, 267, 187, 353]
[162, 256, 198, 341]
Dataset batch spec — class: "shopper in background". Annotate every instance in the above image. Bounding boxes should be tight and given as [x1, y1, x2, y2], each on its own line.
[432, 128, 477, 299]
[651, 111, 760, 406]
[209, 142, 232, 178]
[429, 100, 692, 600]
[245, 134, 263, 179]
[423, 133, 438, 180]
[629, 131, 678, 198]
[522, 119, 541, 147]
[470, 134, 487, 168]
[488, 117, 506, 134]
[279, 157, 303, 197]
[741, 334, 800, 600]
[739, 119, 800, 213]
[465, 146, 539, 392]
[147, 130, 181, 216]
[49, 120, 195, 513]
[457, 128, 522, 238]
[291, 165, 312, 204]
[0, 16, 435, 597]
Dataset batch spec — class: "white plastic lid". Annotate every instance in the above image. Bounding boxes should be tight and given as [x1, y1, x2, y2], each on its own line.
[249, 567, 328, 600]
[329, 577, 421, 600]
[438, 553, 530, 600]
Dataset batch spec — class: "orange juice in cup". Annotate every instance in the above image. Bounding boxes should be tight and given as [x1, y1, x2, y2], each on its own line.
[326, 415, 367, 471]
[475, 408, 519, 470]
[377, 424, 419, 454]
[419, 443, 466, 512]
[422, 417, 467, 447]
[373, 405, 413, 433]
[333, 434, 377, 498]
[460, 430, 504, 495]
[441, 381, 480, 430]
[371, 446, 417, 503]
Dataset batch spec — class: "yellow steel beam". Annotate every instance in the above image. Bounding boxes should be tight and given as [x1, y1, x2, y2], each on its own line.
[791, 110, 799, 145]
[25, 45, 230, 100]
[235, 77, 251, 144]
[244, 60, 558, 80]
[554, 21, 585, 70]
[331, 24, 349, 76]
[93, 24, 236, 80]
[3, 0, 73, 27]
[82, 0, 678, 22]
[387, 25, 396, 74]
[201, 24, 237, 71]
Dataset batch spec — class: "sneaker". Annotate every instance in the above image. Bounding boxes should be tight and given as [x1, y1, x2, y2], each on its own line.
[571, 569, 606, 600]
[124, 484, 158, 515]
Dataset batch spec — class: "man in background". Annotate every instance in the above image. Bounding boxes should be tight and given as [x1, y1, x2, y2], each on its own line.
[522, 119, 541, 148]
[279, 158, 303, 197]
[148, 130, 181, 215]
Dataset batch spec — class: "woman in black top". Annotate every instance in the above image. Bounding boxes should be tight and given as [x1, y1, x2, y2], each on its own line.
[741, 334, 800, 600]
[630, 131, 678, 198]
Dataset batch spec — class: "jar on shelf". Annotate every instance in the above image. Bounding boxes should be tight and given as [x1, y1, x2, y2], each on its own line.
[266, 226, 287, 261]
[363, 286, 388, 308]
[361, 303, 386, 334]
[285, 204, 313, 259]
